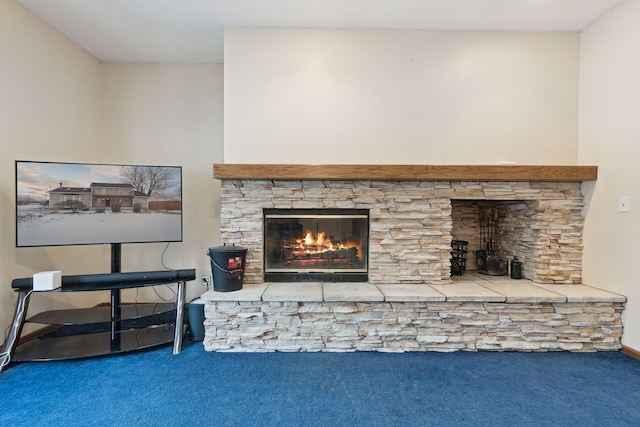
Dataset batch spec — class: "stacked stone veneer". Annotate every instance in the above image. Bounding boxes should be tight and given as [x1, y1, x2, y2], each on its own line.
[204, 300, 623, 352]
[220, 180, 584, 284]
[211, 178, 624, 354]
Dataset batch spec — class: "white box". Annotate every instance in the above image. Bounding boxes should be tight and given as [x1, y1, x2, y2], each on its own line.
[33, 271, 62, 291]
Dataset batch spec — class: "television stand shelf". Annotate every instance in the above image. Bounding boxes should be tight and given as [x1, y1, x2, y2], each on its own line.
[1, 269, 196, 372]
[25, 301, 176, 325]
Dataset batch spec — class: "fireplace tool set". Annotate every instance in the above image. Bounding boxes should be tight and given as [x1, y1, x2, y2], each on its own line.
[476, 208, 503, 275]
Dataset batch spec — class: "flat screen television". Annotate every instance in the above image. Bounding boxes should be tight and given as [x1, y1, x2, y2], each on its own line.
[16, 160, 183, 248]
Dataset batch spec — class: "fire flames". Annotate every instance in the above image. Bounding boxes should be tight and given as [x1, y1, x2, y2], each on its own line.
[290, 230, 362, 260]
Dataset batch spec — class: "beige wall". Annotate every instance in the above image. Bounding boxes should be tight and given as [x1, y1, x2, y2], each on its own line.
[0, 0, 224, 338]
[102, 63, 224, 302]
[579, 0, 640, 350]
[224, 29, 579, 165]
[0, 0, 104, 334]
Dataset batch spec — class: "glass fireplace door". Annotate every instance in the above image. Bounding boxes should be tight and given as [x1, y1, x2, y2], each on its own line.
[264, 209, 368, 282]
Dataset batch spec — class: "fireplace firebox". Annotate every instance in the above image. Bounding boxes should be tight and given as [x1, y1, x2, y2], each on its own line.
[264, 209, 369, 282]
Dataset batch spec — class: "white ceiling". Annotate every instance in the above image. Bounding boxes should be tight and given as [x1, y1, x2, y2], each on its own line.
[16, 0, 625, 64]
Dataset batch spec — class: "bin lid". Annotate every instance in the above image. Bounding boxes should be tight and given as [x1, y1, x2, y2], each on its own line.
[209, 244, 247, 253]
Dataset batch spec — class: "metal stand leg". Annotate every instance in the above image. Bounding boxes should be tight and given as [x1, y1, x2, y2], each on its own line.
[172, 281, 186, 355]
[0, 291, 32, 374]
[110, 289, 122, 352]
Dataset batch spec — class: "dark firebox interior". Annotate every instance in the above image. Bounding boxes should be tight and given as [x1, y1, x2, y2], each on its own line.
[264, 209, 368, 282]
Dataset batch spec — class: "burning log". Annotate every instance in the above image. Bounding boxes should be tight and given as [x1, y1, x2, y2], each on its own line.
[289, 247, 359, 261]
[282, 230, 363, 261]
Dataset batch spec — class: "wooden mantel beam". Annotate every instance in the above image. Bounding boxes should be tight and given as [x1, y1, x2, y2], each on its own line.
[213, 164, 598, 182]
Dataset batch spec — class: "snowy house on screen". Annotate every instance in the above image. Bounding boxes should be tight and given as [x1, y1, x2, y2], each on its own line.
[48, 183, 149, 210]
[90, 183, 149, 209]
[47, 185, 92, 208]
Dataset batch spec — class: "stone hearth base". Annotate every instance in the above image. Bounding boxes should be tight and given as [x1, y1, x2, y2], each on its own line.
[201, 275, 625, 353]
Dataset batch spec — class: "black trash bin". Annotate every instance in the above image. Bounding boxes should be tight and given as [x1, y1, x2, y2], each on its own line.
[208, 244, 247, 292]
[188, 298, 205, 342]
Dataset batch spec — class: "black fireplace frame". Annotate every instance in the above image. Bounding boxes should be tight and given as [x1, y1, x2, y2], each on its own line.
[263, 208, 369, 282]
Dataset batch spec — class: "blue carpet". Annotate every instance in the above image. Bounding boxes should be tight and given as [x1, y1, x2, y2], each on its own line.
[1, 344, 639, 426]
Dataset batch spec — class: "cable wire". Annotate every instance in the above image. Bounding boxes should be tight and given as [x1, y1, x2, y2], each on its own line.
[0, 291, 33, 369]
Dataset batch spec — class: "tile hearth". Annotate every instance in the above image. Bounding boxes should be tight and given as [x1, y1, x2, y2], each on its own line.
[201, 275, 625, 353]
[203, 274, 625, 305]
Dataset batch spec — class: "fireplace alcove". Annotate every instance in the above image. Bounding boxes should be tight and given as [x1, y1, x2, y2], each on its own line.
[451, 199, 540, 277]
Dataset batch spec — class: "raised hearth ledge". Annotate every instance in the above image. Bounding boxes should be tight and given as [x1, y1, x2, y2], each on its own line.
[201, 275, 625, 304]
[202, 275, 625, 352]
[213, 164, 598, 182]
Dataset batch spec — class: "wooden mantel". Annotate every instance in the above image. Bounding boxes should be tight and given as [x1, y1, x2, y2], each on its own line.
[213, 164, 597, 182]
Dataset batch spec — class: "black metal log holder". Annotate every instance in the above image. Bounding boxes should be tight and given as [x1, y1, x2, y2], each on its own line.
[450, 240, 468, 276]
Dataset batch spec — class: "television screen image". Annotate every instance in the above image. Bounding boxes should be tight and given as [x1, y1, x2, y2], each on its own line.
[16, 161, 183, 247]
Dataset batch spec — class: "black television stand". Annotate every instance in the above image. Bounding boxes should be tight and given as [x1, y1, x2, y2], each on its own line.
[1, 268, 196, 373]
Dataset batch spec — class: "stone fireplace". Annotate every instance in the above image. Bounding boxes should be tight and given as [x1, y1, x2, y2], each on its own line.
[203, 164, 625, 353]
[218, 166, 590, 285]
